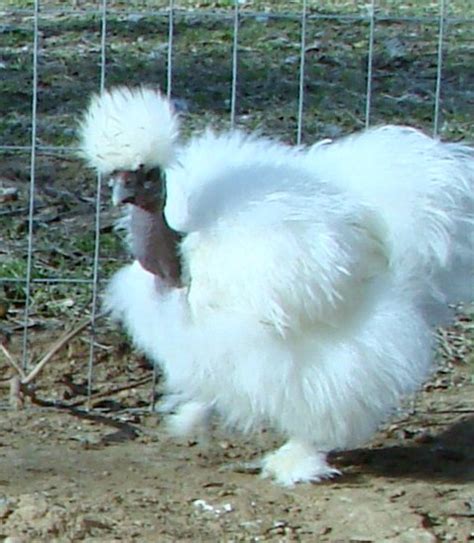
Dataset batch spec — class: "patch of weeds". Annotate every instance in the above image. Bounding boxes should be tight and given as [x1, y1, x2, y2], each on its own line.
[0, 258, 47, 303]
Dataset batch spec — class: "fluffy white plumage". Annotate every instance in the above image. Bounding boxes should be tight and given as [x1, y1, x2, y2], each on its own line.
[79, 86, 179, 174]
[79, 87, 473, 486]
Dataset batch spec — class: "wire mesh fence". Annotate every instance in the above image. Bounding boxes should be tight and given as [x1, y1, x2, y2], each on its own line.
[0, 0, 473, 410]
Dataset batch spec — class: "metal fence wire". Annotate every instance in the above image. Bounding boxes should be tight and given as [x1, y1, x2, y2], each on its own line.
[0, 0, 472, 409]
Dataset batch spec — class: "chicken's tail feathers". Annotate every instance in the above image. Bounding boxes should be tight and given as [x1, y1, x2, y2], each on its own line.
[400, 137, 474, 324]
[78, 86, 179, 175]
[309, 126, 473, 324]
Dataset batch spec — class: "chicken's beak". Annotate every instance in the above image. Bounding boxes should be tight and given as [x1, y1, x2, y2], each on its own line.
[110, 167, 166, 212]
[110, 170, 138, 206]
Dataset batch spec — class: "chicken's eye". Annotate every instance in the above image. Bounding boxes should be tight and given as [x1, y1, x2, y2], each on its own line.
[144, 167, 165, 184]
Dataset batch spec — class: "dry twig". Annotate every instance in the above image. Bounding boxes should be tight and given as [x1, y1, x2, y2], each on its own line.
[0, 312, 108, 389]
[22, 313, 107, 385]
[1, 342, 26, 381]
[9, 375, 23, 410]
[66, 375, 153, 408]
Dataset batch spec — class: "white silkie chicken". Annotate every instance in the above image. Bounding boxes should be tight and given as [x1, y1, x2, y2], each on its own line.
[79, 87, 473, 486]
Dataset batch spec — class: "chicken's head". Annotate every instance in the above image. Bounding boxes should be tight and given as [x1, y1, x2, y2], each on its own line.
[78, 86, 183, 285]
[109, 165, 167, 213]
[78, 85, 179, 210]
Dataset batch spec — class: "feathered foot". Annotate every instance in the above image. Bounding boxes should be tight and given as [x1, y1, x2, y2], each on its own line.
[261, 439, 341, 487]
[166, 400, 212, 442]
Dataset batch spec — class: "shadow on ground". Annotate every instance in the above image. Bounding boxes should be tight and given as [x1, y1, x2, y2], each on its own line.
[335, 416, 474, 483]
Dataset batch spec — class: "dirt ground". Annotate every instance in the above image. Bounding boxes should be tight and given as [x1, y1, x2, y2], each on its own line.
[0, 317, 473, 543]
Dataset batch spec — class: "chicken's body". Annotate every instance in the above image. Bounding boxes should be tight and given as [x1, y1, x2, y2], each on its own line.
[80, 87, 473, 486]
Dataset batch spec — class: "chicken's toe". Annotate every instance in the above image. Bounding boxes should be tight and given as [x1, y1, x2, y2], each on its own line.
[261, 439, 341, 486]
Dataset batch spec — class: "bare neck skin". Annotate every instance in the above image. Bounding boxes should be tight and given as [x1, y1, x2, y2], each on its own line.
[130, 204, 183, 287]
[113, 168, 183, 288]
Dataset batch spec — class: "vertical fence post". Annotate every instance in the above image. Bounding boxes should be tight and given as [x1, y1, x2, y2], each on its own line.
[296, 0, 307, 145]
[167, 0, 174, 99]
[230, 0, 240, 128]
[433, 0, 447, 136]
[86, 0, 108, 409]
[365, 0, 376, 129]
[22, 0, 40, 371]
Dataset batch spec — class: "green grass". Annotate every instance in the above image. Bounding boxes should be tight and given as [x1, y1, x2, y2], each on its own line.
[0, 0, 473, 324]
[1, 4, 472, 148]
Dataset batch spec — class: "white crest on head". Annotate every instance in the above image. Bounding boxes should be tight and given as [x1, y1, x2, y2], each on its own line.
[78, 86, 179, 175]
